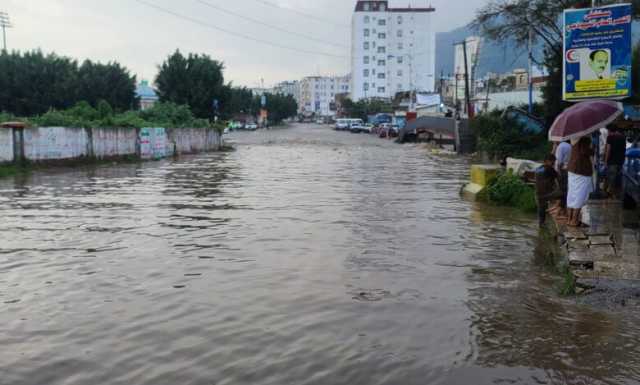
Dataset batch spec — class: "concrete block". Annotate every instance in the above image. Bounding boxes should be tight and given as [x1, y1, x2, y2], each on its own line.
[470, 165, 501, 187]
[589, 235, 614, 246]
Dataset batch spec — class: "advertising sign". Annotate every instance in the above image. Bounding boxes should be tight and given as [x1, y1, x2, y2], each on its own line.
[563, 4, 632, 101]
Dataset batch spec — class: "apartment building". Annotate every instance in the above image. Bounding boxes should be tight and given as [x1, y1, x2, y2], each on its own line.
[351, 0, 436, 101]
[298, 75, 351, 117]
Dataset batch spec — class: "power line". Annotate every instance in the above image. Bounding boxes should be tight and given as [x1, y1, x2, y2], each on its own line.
[249, 0, 350, 29]
[194, 0, 348, 49]
[134, 0, 348, 59]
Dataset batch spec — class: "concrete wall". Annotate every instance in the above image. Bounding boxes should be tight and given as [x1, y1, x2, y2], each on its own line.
[23, 127, 89, 161]
[168, 127, 222, 155]
[1, 126, 222, 164]
[0, 129, 13, 163]
[92, 127, 138, 159]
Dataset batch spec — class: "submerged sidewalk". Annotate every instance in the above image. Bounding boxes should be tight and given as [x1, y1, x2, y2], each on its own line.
[550, 200, 640, 284]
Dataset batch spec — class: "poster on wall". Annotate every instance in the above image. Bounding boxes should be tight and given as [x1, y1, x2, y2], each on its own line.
[563, 4, 632, 101]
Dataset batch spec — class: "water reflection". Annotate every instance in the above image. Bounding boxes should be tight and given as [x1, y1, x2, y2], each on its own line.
[1, 125, 639, 385]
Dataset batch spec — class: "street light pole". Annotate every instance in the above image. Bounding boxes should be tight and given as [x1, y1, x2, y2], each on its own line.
[0, 12, 11, 52]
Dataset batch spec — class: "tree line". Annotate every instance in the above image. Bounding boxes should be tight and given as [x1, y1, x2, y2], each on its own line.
[0, 49, 298, 124]
[0, 50, 137, 116]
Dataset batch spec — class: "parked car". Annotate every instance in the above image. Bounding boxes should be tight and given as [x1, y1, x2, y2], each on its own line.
[316, 118, 325, 125]
[360, 124, 374, 134]
[245, 122, 258, 131]
[335, 119, 349, 130]
[350, 124, 368, 134]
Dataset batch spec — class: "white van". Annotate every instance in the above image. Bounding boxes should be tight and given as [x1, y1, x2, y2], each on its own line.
[335, 119, 350, 130]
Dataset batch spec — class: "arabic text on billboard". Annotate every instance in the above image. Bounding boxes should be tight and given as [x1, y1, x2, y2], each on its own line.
[563, 4, 632, 101]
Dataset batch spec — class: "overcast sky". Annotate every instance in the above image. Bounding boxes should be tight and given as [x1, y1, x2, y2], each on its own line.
[4, 0, 487, 88]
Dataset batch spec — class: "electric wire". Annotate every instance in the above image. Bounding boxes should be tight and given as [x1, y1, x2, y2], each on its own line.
[194, 0, 348, 49]
[248, 0, 350, 29]
[134, 0, 349, 59]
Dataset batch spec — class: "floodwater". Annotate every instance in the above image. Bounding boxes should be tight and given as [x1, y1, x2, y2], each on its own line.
[1, 123, 640, 385]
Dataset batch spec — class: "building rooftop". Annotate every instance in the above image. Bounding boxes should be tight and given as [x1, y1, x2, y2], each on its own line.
[354, 0, 435, 12]
[136, 80, 158, 100]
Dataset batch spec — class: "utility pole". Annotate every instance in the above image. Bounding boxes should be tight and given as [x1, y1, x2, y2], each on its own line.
[462, 39, 472, 118]
[0, 12, 11, 52]
[528, 24, 533, 115]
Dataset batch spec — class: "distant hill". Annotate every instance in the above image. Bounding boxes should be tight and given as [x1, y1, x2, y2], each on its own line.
[436, 22, 640, 79]
[435, 24, 540, 79]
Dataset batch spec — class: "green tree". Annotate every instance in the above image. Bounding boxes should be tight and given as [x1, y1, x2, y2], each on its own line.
[155, 50, 226, 119]
[341, 97, 393, 121]
[75, 60, 138, 111]
[473, 0, 640, 124]
[0, 50, 137, 116]
[260, 93, 298, 124]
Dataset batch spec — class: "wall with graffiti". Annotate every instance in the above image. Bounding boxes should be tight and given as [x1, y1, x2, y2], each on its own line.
[23, 127, 89, 161]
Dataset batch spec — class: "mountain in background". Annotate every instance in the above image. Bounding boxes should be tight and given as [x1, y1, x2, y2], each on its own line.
[435, 24, 541, 79]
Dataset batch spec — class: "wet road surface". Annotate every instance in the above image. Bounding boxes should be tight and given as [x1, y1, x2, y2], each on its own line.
[1, 123, 640, 384]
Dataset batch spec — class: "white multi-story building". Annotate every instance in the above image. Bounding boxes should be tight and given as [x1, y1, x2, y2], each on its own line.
[298, 75, 351, 117]
[351, 0, 436, 101]
[273, 81, 300, 98]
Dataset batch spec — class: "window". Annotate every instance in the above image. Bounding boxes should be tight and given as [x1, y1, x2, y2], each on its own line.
[363, 69, 369, 77]
[397, 69, 403, 76]
[364, 83, 369, 91]
[372, 69, 376, 75]
[377, 60, 386, 66]
[378, 33, 386, 39]
[372, 42, 376, 48]
[364, 29, 370, 37]
[364, 42, 370, 50]
[364, 16, 370, 24]
[397, 15, 403, 24]
[377, 46, 386, 53]
[380, 3, 386, 11]
[397, 83, 403, 90]
[363, 56, 369, 64]
[377, 73, 385, 79]
[377, 87, 385, 93]
[397, 56, 404, 64]
[398, 42, 403, 50]
[378, 19, 386, 26]
[397, 30, 403, 38]
[363, 2, 370, 11]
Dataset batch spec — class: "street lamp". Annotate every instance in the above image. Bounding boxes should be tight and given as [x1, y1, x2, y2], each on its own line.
[0, 12, 12, 52]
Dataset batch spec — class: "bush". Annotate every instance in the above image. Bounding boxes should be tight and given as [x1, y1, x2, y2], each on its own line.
[28, 101, 212, 129]
[472, 110, 548, 161]
[483, 171, 537, 213]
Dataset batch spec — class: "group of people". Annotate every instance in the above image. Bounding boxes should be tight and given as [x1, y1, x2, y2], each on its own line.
[535, 125, 628, 228]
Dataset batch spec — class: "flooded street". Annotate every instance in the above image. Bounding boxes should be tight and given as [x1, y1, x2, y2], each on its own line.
[2, 123, 640, 385]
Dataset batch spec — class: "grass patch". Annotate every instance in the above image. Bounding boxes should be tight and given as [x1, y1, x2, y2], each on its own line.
[478, 171, 537, 213]
[0, 164, 27, 178]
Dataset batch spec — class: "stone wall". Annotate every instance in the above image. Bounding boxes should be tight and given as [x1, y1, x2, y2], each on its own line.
[23, 127, 89, 161]
[0, 129, 13, 163]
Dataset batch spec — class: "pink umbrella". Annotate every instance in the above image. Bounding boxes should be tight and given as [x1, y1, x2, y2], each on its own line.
[548, 100, 624, 142]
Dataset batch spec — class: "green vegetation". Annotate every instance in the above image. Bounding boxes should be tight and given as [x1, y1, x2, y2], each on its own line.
[341, 98, 393, 121]
[471, 110, 549, 161]
[0, 50, 137, 116]
[478, 171, 537, 213]
[0, 164, 21, 178]
[22, 101, 212, 129]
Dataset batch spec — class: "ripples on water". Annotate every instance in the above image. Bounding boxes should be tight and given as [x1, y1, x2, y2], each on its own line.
[1, 124, 639, 385]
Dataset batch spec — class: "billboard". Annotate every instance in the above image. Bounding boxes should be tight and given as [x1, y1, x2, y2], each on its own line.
[563, 4, 632, 101]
